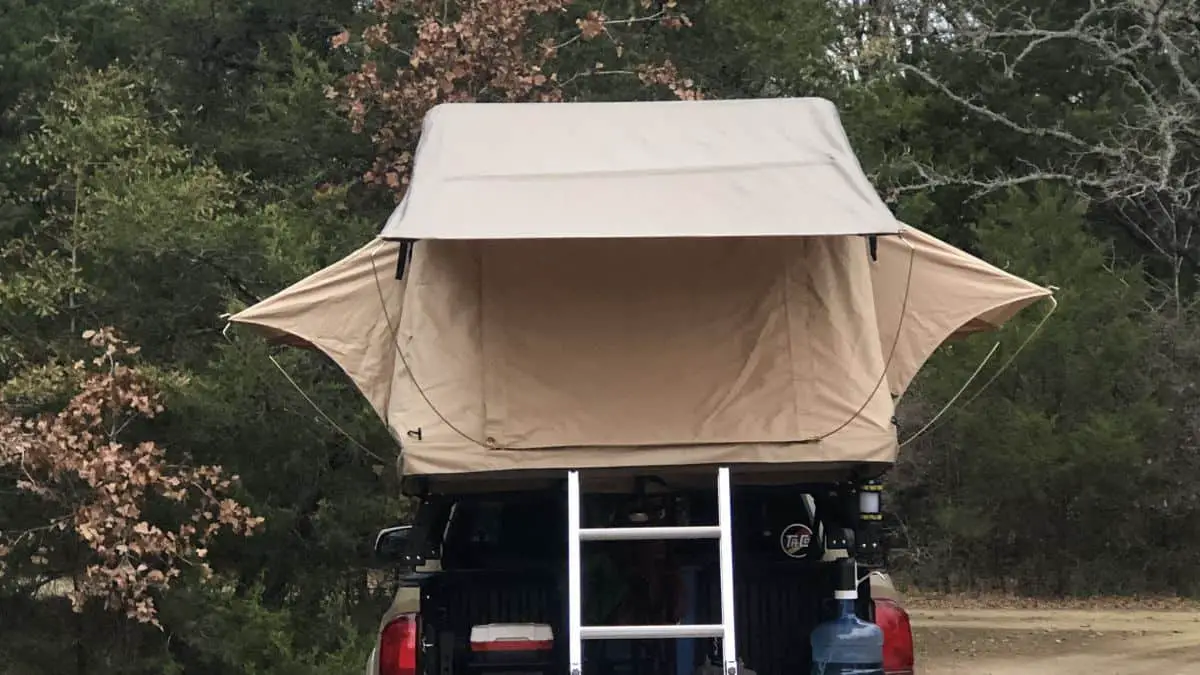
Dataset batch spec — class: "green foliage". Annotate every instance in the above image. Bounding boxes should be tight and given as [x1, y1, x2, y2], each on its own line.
[159, 582, 377, 675]
[894, 187, 1169, 594]
[660, 0, 842, 98]
[0, 11, 394, 672]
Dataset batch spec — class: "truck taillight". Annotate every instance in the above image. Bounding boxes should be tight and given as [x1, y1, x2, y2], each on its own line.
[379, 613, 419, 675]
[874, 598, 914, 675]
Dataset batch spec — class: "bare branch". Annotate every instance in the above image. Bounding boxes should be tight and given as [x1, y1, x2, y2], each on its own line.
[873, 0, 1198, 295]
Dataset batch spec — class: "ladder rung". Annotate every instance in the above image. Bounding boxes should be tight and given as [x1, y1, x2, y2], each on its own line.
[580, 624, 725, 641]
[578, 525, 721, 541]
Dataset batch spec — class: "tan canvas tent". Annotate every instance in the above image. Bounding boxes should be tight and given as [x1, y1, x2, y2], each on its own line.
[228, 98, 1052, 487]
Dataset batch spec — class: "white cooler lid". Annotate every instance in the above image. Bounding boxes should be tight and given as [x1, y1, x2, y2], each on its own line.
[470, 623, 554, 645]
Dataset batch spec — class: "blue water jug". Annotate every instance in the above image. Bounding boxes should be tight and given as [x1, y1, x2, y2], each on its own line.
[810, 560, 884, 675]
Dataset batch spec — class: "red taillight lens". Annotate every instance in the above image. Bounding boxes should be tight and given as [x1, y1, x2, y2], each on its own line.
[874, 598, 915, 675]
[379, 613, 419, 675]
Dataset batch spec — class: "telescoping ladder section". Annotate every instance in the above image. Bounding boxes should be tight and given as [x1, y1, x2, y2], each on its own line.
[566, 467, 739, 675]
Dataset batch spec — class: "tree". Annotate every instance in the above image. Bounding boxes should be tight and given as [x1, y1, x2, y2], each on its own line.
[893, 186, 1168, 594]
[876, 0, 1199, 299]
[0, 56, 397, 674]
[0, 328, 262, 623]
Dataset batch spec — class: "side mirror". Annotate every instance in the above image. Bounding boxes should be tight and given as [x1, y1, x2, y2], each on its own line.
[374, 525, 415, 564]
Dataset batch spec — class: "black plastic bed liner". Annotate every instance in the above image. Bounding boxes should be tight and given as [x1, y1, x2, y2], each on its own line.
[417, 562, 868, 675]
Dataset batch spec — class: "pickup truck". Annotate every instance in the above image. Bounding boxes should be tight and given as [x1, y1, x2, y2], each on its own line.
[365, 483, 915, 675]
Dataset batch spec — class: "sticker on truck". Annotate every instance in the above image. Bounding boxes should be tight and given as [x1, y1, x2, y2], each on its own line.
[779, 523, 814, 559]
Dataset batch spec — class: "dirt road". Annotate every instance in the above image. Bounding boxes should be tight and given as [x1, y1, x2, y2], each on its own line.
[913, 607, 1200, 674]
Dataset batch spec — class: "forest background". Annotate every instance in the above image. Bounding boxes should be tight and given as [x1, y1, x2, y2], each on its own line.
[1, 0, 1198, 672]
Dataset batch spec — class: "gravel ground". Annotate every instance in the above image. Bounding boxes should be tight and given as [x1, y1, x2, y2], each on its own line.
[912, 606, 1200, 674]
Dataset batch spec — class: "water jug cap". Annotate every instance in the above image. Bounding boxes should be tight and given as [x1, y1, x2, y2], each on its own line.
[836, 558, 856, 593]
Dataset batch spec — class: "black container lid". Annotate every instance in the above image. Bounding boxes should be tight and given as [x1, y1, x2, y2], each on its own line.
[836, 558, 856, 593]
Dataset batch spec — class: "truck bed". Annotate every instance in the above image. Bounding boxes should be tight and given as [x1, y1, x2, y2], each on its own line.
[404, 485, 877, 675]
[418, 562, 869, 675]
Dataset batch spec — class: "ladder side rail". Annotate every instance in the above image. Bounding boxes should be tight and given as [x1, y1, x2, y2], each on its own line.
[567, 470, 583, 675]
[717, 466, 739, 675]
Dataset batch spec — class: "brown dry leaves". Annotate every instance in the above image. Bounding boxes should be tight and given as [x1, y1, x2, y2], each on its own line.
[331, 0, 701, 197]
[0, 328, 263, 624]
[577, 10, 606, 40]
[636, 60, 700, 101]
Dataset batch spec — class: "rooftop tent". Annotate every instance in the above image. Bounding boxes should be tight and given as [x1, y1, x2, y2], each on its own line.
[228, 98, 1052, 485]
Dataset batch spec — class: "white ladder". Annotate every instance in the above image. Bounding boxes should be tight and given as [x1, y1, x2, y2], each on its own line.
[566, 467, 739, 675]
